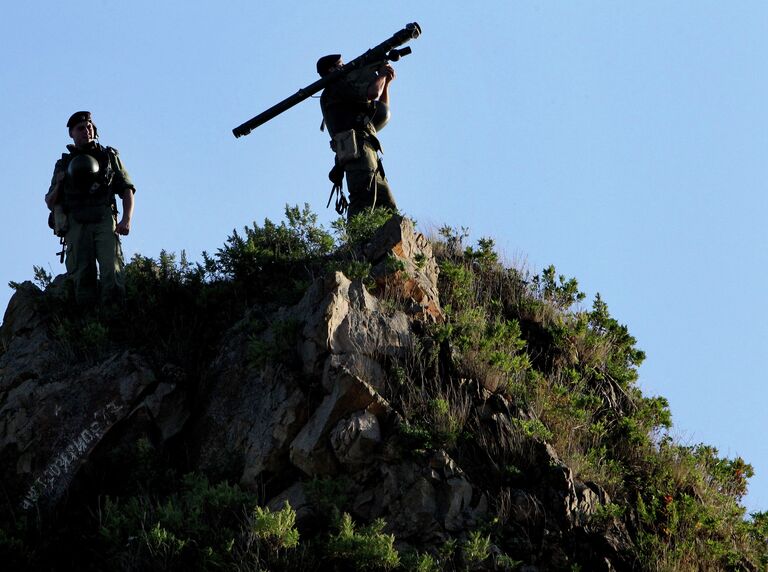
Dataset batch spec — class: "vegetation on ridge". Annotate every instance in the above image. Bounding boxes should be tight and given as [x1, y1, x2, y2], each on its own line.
[3, 205, 767, 571]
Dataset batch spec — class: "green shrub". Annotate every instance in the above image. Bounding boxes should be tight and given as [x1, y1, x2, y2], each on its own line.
[401, 551, 440, 572]
[249, 502, 300, 550]
[213, 203, 334, 280]
[531, 265, 585, 311]
[51, 315, 110, 361]
[398, 422, 435, 452]
[326, 513, 400, 571]
[462, 530, 491, 567]
[32, 265, 54, 289]
[511, 417, 553, 442]
[143, 522, 188, 566]
[332, 208, 396, 246]
[97, 473, 258, 570]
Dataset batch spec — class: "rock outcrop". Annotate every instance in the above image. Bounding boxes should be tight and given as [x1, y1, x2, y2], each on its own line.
[0, 215, 633, 570]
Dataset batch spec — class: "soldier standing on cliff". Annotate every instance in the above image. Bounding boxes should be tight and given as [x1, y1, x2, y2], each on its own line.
[45, 111, 136, 305]
[317, 54, 397, 219]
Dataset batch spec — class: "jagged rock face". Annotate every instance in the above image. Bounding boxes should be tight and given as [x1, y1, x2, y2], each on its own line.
[0, 282, 60, 386]
[0, 283, 188, 514]
[193, 358, 307, 487]
[350, 450, 488, 542]
[289, 363, 391, 477]
[295, 270, 414, 379]
[363, 215, 443, 322]
[0, 219, 633, 569]
[330, 410, 381, 468]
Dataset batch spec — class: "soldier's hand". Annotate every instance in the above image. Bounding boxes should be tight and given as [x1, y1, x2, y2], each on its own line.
[115, 219, 131, 236]
[380, 64, 396, 82]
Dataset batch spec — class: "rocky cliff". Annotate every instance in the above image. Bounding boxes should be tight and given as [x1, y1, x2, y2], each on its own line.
[1, 212, 764, 571]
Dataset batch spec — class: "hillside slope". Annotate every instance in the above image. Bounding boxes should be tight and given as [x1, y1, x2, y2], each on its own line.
[1, 207, 765, 571]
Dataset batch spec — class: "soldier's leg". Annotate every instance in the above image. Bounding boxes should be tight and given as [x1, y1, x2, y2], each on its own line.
[373, 158, 397, 212]
[65, 219, 98, 305]
[345, 144, 398, 219]
[344, 143, 380, 219]
[94, 216, 125, 304]
[345, 173, 375, 218]
[345, 171, 375, 219]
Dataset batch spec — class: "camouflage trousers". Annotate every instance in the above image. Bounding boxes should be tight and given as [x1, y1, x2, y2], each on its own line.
[65, 210, 125, 305]
[344, 140, 397, 220]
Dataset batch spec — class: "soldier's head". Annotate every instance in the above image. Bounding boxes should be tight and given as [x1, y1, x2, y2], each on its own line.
[316, 54, 342, 77]
[67, 111, 97, 146]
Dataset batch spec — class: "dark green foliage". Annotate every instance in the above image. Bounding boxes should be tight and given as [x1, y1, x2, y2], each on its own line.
[213, 203, 334, 279]
[116, 249, 238, 379]
[326, 513, 400, 571]
[397, 422, 436, 451]
[51, 315, 110, 361]
[425, 229, 767, 570]
[532, 264, 586, 311]
[205, 203, 334, 306]
[306, 476, 354, 527]
[433, 257, 531, 389]
[327, 209, 397, 287]
[95, 473, 310, 571]
[32, 265, 54, 290]
[332, 208, 396, 246]
[632, 440, 761, 569]
[97, 473, 253, 569]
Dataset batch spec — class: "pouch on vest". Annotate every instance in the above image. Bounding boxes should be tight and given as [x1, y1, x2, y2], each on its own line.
[333, 129, 360, 164]
[49, 205, 69, 237]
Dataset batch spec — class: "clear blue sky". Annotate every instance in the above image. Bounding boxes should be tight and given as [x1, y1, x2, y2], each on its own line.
[2, 1, 766, 512]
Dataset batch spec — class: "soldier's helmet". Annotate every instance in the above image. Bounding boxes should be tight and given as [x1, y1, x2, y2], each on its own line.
[67, 154, 100, 190]
[316, 54, 342, 77]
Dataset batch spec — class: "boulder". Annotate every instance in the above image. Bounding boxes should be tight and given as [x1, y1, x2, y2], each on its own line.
[363, 215, 443, 322]
[352, 450, 487, 543]
[298, 271, 414, 378]
[0, 282, 61, 387]
[290, 362, 391, 476]
[330, 410, 382, 468]
[1, 349, 156, 513]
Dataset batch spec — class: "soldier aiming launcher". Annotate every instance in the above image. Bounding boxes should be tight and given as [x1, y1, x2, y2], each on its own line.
[232, 22, 422, 138]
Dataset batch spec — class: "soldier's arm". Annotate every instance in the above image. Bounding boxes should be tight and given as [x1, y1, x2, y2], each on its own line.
[109, 148, 136, 236]
[367, 75, 386, 101]
[116, 189, 134, 236]
[44, 165, 65, 210]
[368, 64, 396, 103]
[108, 147, 135, 195]
[378, 65, 396, 106]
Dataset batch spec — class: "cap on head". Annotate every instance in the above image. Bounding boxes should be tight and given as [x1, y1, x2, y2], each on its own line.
[316, 54, 342, 77]
[67, 111, 92, 130]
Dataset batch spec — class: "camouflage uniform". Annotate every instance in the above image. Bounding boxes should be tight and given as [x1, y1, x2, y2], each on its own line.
[320, 67, 396, 219]
[48, 141, 135, 305]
